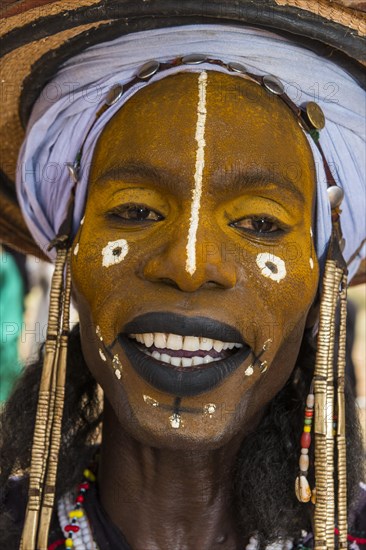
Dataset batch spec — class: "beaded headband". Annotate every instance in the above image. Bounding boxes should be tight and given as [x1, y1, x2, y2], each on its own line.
[59, 54, 345, 254]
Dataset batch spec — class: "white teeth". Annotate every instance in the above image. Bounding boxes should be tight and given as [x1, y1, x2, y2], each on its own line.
[167, 333, 183, 350]
[129, 332, 243, 353]
[142, 333, 154, 348]
[213, 340, 224, 352]
[200, 337, 214, 351]
[183, 336, 200, 351]
[154, 333, 167, 349]
[146, 350, 221, 368]
[170, 356, 182, 367]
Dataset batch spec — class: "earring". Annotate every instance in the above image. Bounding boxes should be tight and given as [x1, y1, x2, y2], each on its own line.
[295, 383, 314, 503]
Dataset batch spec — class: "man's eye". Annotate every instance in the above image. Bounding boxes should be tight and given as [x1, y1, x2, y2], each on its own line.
[107, 204, 163, 222]
[231, 216, 282, 234]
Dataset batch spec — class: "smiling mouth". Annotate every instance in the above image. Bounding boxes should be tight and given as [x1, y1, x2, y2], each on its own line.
[116, 313, 252, 397]
[128, 333, 243, 368]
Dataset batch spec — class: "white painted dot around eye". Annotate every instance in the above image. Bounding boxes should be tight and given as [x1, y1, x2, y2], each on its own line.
[99, 348, 106, 361]
[80, 216, 85, 226]
[73, 243, 79, 256]
[102, 239, 129, 268]
[256, 252, 286, 283]
[309, 258, 314, 270]
[310, 228, 313, 237]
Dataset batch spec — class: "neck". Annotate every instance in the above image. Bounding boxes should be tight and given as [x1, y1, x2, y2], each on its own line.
[98, 401, 245, 550]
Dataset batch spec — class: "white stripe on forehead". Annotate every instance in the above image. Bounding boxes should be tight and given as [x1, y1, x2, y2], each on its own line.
[186, 71, 208, 275]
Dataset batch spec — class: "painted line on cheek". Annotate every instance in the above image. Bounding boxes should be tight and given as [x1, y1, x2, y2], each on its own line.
[102, 239, 129, 268]
[186, 71, 208, 276]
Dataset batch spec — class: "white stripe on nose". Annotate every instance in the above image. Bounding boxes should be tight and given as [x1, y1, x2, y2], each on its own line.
[186, 71, 208, 276]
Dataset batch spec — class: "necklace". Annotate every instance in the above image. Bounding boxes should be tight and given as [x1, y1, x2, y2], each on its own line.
[55, 468, 100, 550]
[52, 468, 365, 550]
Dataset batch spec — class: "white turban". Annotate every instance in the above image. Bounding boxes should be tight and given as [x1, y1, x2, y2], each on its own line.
[16, 25, 365, 281]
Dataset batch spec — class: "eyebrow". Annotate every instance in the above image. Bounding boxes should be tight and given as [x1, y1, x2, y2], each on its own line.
[96, 161, 305, 204]
[96, 162, 180, 196]
[222, 167, 305, 205]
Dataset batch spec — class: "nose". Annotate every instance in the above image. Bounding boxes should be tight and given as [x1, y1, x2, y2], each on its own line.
[142, 221, 237, 292]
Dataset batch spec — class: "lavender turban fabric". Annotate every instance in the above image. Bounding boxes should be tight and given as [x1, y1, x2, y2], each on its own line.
[16, 25, 365, 281]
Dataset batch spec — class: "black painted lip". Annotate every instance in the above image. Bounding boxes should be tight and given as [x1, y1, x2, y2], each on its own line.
[117, 312, 251, 397]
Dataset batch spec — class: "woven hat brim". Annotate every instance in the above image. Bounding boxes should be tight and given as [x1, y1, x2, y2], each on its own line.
[1, 0, 365, 273]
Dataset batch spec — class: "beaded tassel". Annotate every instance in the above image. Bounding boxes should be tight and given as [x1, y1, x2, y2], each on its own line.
[295, 386, 314, 503]
[38, 253, 72, 548]
[62, 469, 96, 549]
[313, 228, 347, 550]
[336, 273, 348, 548]
[21, 247, 69, 550]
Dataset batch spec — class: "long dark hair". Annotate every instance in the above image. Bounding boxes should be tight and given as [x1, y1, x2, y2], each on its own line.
[0, 325, 364, 546]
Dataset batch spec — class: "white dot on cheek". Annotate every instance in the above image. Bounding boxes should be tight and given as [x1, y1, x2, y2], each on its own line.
[102, 239, 129, 268]
[256, 252, 287, 283]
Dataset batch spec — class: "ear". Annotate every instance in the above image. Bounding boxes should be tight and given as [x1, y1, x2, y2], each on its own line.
[305, 296, 320, 329]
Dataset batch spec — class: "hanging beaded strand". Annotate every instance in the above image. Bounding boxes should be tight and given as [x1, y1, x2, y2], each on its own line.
[59, 468, 96, 549]
[295, 384, 315, 503]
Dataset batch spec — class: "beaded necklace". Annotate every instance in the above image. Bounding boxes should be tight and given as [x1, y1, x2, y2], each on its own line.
[51, 468, 99, 550]
[50, 469, 366, 550]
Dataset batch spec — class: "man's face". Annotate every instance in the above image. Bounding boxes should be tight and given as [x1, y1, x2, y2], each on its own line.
[71, 71, 319, 449]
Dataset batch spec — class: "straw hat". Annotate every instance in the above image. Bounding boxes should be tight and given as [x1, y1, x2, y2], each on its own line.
[1, 0, 365, 271]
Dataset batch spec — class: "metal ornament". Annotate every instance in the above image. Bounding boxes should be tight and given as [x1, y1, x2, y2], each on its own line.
[112, 354, 123, 379]
[245, 365, 254, 377]
[137, 60, 160, 79]
[66, 163, 78, 184]
[262, 338, 273, 351]
[182, 54, 207, 64]
[327, 185, 345, 209]
[227, 61, 247, 74]
[143, 395, 159, 407]
[203, 403, 216, 417]
[262, 75, 284, 95]
[95, 325, 103, 341]
[259, 361, 268, 373]
[106, 84, 124, 106]
[306, 102, 325, 130]
[169, 413, 182, 429]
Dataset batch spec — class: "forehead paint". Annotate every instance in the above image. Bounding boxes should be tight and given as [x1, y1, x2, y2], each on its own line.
[256, 252, 286, 283]
[185, 71, 208, 275]
[102, 238, 129, 268]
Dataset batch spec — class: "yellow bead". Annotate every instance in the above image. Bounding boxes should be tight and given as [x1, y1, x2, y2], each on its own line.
[303, 426, 311, 433]
[65, 539, 74, 548]
[83, 468, 96, 482]
[68, 509, 84, 519]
